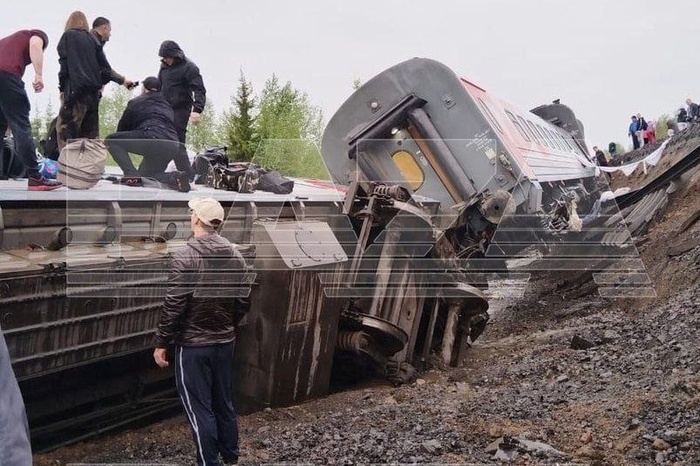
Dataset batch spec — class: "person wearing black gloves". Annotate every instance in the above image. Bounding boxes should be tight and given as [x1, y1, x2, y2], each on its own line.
[157, 40, 206, 176]
[104, 77, 190, 192]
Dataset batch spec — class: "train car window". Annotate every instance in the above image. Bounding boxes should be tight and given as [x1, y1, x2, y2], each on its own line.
[534, 124, 554, 148]
[560, 132, 578, 153]
[541, 125, 559, 149]
[392, 150, 424, 190]
[504, 110, 531, 142]
[518, 115, 539, 143]
[526, 120, 543, 145]
[546, 128, 566, 151]
[476, 98, 504, 134]
[552, 130, 568, 151]
[561, 133, 577, 152]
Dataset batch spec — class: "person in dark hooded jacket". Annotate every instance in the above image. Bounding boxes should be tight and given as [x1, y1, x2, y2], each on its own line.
[105, 77, 190, 192]
[157, 40, 206, 175]
[154, 197, 250, 466]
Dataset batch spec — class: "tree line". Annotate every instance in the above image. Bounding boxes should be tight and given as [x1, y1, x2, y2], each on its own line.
[30, 72, 330, 180]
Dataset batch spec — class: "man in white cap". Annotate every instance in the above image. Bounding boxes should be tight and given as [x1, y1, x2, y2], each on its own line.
[153, 197, 249, 465]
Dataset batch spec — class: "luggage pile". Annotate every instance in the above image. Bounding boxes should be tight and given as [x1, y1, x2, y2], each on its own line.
[192, 146, 295, 195]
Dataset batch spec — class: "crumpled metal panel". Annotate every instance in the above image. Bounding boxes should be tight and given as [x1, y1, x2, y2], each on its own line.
[234, 221, 345, 411]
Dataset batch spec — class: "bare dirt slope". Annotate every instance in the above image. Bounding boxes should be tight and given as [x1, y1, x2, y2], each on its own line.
[34, 173, 700, 466]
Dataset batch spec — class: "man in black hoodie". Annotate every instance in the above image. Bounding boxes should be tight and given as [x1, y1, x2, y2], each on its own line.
[154, 197, 249, 466]
[104, 77, 190, 192]
[158, 40, 206, 175]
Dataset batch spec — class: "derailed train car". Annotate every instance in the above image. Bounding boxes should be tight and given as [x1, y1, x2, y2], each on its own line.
[1, 58, 600, 448]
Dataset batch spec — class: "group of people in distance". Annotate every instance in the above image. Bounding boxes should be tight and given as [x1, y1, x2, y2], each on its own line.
[627, 113, 655, 151]
[0, 10, 205, 191]
[595, 98, 700, 167]
[676, 98, 699, 133]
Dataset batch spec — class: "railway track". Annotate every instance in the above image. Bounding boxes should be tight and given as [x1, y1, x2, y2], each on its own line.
[33, 393, 181, 453]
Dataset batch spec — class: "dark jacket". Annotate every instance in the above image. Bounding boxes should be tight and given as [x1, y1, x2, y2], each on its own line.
[628, 120, 638, 136]
[116, 91, 179, 141]
[688, 102, 699, 122]
[157, 41, 206, 112]
[595, 150, 608, 167]
[57, 28, 111, 96]
[89, 29, 124, 85]
[155, 234, 250, 348]
[638, 117, 648, 131]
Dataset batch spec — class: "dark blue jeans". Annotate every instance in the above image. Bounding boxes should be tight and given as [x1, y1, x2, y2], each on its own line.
[174, 342, 239, 466]
[0, 71, 39, 176]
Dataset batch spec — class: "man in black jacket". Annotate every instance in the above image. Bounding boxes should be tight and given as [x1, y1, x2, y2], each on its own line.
[158, 40, 206, 175]
[89, 17, 135, 91]
[104, 77, 190, 191]
[57, 14, 112, 150]
[592, 146, 608, 167]
[154, 197, 250, 466]
[686, 99, 699, 123]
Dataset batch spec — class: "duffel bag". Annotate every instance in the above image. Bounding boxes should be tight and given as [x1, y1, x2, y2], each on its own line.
[258, 169, 294, 194]
[205, 162, 259, 193]
[57, 139, 108, 189]
[193, 146, 229, 184]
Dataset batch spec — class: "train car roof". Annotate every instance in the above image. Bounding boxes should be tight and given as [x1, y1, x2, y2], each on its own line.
[0, 176, 348, 204]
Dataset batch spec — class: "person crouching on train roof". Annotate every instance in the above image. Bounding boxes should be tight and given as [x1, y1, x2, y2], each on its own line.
[104, 77, 190, 192]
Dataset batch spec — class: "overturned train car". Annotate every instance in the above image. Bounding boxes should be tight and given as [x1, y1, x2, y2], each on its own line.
[1, 58, 596, 448]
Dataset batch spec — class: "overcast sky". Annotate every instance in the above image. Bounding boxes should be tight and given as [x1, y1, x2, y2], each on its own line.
[2, 0, 698, 151]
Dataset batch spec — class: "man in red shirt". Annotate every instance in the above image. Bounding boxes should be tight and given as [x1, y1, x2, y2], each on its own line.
[0, 29, 62, 190]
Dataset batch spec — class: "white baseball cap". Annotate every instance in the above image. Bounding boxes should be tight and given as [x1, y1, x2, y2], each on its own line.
[188, 197, 225, 226]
